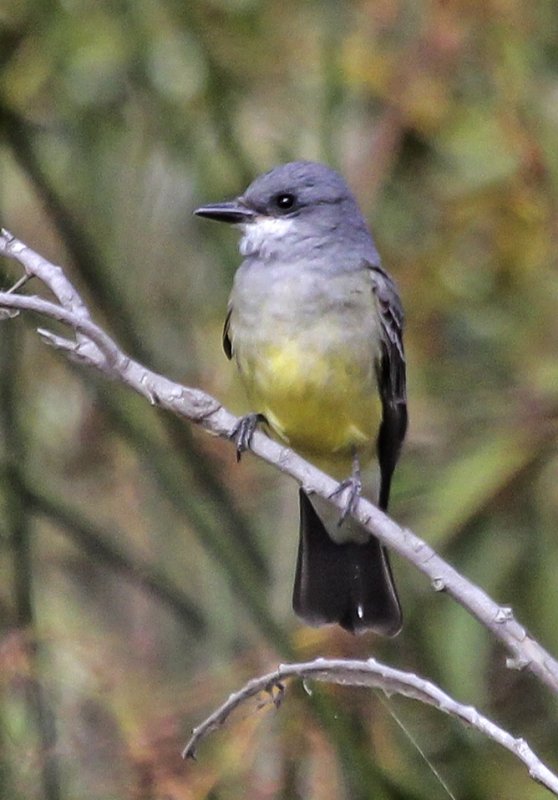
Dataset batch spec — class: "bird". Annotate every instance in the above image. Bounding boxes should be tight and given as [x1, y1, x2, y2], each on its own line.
[194, 160, 407, 635]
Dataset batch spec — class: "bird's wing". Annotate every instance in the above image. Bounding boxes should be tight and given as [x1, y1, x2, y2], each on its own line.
[370, 264, 408, 510]
[222, 306, 233, 360]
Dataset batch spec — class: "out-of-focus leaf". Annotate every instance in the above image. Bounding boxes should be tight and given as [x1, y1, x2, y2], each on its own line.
[415, 427, 545, 548]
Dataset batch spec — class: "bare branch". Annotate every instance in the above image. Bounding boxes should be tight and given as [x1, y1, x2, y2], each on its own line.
[1, 229, 558, 697]
[181, 657, 558, 796]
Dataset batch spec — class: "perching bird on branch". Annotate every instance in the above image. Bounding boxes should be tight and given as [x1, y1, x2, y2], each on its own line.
[195, 161, 407, 635]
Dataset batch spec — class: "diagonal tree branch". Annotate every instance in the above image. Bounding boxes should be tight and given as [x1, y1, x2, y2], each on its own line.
[1, 229, 558, 700]
[180, 657, 558, 796]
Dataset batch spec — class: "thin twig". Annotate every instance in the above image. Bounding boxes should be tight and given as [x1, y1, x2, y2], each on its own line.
[181, 658, 558, 797]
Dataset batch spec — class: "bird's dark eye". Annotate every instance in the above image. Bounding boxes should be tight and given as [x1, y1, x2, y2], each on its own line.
[274, 193, 296, 211]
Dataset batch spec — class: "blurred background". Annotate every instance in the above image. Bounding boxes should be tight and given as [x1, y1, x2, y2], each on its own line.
[1, 0, 558, 798]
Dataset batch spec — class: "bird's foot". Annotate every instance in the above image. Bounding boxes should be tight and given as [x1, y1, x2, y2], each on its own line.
[230, 413, 266, 462]
[329, 452, 362, 526]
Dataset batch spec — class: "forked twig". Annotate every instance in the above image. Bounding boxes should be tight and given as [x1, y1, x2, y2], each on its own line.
[182, 658, 558, 796]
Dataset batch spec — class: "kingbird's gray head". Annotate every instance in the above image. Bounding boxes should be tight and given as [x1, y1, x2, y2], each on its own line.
[195, 161, 379, 264]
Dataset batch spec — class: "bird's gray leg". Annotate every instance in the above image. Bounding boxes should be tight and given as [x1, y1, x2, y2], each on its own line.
[230, 413, 267, 462]
[330, 449, 362, 526]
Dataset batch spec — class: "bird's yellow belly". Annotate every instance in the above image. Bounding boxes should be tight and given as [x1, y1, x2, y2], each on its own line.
[238, 338, 381, 474]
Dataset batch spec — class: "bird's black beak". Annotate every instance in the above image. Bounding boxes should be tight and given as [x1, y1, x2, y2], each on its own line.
[194, 200, 255, 224]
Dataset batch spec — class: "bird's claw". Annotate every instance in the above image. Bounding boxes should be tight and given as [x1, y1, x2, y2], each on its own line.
[330, 475, 362, 526]
[230, 413, 266, 461]
[330, 451, 362, 526]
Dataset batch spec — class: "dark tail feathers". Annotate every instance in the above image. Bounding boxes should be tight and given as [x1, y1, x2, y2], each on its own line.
[293, 489, 402, 636]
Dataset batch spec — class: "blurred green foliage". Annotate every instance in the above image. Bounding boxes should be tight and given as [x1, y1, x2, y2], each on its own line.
[0, 0, 557, 798]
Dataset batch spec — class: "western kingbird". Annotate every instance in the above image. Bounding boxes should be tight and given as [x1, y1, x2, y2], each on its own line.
[195, 161, 407, 635]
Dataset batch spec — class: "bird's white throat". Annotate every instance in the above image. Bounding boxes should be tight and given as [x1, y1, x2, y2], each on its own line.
[239, 216, 295, 258]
